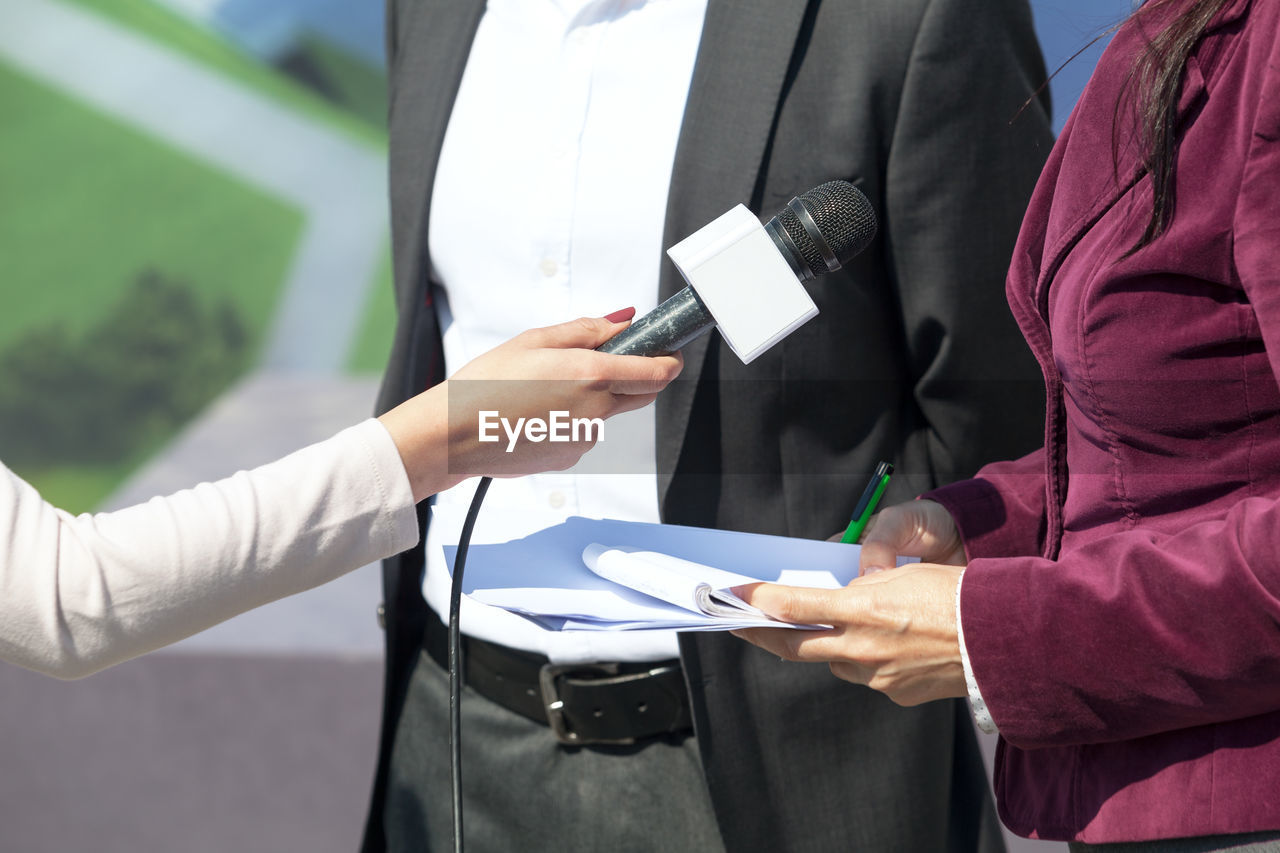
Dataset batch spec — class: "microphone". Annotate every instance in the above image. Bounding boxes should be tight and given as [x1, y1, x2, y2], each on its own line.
[597, 180, 877, 363]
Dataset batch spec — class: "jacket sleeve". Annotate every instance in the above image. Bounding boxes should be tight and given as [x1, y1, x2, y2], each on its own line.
[886, 0, 1053, 487]
[959, 494, 1280, 749]
[925, 448, 1049, 560]
[0, 420, 418, 679]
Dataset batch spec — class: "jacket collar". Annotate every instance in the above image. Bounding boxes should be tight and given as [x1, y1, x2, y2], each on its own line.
[1015, 0, 1249, 324]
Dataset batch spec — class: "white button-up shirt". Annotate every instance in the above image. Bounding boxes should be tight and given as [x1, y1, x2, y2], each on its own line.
[423, 0, 708, 662]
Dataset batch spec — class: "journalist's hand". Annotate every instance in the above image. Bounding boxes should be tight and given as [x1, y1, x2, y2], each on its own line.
[378, 310, 682, 501]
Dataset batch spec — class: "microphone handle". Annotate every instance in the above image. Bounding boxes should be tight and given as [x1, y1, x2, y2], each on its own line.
[595, 286, 716, 356]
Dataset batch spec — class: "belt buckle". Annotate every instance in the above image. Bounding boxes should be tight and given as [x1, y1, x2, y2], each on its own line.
[538, 662, 632, 746]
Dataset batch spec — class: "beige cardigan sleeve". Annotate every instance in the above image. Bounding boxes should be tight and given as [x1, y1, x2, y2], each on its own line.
[0, 419, 419, 678]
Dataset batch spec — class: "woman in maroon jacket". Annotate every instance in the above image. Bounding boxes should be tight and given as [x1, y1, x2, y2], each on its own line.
[735, 0, 1280, 848]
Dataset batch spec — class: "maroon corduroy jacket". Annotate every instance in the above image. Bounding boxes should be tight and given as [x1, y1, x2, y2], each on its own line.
[927, 0, 1280, 842]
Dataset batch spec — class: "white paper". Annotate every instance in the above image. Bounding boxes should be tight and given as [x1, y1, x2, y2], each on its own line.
[435, 507, 903, 632]
[583, 544, 797, 625]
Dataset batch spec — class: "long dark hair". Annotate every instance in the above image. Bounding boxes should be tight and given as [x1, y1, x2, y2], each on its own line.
[1122, 0, 1233, 252]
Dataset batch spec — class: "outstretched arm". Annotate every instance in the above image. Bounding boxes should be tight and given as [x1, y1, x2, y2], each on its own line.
[1, 313, 680, 678]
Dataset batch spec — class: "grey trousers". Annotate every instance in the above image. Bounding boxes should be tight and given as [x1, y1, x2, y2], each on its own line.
[1069, 833, 1280, 853]
[384, 649, 728, 852]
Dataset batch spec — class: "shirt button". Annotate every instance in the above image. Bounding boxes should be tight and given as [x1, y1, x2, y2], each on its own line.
[540, 259, 559, 277]
[548, 491, 566, 509]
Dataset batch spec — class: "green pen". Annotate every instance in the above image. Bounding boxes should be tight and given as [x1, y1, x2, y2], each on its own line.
[840, 461, 894, 544]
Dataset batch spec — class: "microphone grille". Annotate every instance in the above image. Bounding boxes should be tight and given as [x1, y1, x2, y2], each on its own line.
[776, 181, 878, 277]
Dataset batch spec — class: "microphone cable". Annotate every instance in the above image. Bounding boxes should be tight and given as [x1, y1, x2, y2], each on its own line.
[448, 474, 492, 853]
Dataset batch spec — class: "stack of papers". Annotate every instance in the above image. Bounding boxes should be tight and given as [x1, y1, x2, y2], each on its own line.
[433, 507, 874, 632]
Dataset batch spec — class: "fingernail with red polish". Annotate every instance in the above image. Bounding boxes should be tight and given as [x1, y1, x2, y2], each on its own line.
[605, 307, 636, 323]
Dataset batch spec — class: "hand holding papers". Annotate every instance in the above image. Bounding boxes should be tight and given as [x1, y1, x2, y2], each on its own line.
[433, 507, 905, 632]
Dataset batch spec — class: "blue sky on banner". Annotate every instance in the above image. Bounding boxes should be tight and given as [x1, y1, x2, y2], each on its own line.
[1032, 0, 1136, 132]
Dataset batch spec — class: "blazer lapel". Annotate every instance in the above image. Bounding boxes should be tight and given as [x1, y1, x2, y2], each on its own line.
[656, 0, 814, 512]
[386, 0, 485, 317]
[1029, 2, 1227, 317]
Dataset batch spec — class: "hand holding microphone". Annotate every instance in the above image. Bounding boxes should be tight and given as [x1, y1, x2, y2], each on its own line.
[379, 312, 683, 498]
[597, 181, 878, 361]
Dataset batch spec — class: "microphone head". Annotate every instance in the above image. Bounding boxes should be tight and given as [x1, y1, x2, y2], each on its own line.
[771, 180, 878, 279]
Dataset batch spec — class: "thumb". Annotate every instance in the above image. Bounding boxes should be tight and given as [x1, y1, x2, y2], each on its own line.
[733, 582, 841, 626]
[523, 310, 635, 350]
[859, 538, 900, 575]
[858, 507, 915, 574]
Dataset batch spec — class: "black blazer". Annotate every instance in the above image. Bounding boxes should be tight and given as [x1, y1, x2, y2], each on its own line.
[365, 1, 1053, 849]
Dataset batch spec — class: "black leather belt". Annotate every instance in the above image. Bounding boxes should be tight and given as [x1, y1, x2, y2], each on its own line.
[422, 615, 692, 746]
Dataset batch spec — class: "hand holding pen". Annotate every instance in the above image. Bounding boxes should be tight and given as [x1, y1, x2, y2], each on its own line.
[732, 475, 969, 704]
[838, 464, 968, 573]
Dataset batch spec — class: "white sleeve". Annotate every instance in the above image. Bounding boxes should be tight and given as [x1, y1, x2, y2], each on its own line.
[956, 569, 998, 735]
[0, 419, 419, 678]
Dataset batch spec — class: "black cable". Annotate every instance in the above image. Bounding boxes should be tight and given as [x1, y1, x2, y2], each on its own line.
[449, 474, 491, 853]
